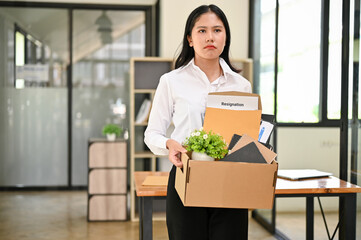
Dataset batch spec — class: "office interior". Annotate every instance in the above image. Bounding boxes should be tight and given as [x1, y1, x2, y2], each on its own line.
[0, 0, 360, 239]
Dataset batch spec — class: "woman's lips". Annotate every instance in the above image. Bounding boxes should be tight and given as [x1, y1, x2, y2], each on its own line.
[205, 45, 216, 49]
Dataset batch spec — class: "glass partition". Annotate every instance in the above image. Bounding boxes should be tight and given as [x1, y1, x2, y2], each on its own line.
[0, 7, 68, 186]
[0, 3, 152, 188]
[72, 10, 145, 185]
[277, 0, 321, 123]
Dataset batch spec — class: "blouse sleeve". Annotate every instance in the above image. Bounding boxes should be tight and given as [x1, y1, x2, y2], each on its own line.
[144, 75, 173, 156]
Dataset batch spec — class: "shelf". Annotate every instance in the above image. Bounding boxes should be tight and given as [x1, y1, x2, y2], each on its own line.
[134, 122, 148, 126]
[134, 151, 167, 159]
[88, 138, 126, 142]
[131, 56, 173, 63]
[134, 89, 156, 94]
[89, 167, 127, 170]
[134, 151, 155, 158]
[134, 121, 173, 127]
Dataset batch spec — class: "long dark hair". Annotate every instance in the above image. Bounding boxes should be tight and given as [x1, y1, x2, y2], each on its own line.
[175, 4, 240, 73]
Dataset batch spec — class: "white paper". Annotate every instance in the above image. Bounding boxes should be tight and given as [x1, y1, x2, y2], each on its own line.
[277, 169, 332, 180]
[258, 120, 274, 143]
[206, 95, 258, 110]
[135, 99, 151, 123]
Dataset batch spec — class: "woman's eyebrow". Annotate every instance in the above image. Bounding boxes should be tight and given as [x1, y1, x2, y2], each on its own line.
[196, 25, 224, 29]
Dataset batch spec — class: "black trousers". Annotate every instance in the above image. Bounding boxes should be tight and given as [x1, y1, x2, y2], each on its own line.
[166, 165, 249, 240]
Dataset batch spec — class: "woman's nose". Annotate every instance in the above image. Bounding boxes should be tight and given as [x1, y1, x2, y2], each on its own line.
[206, 32, 214, 42]
[206, 37, 214, 43]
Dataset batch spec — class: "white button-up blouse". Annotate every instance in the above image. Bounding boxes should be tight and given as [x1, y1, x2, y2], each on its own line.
[144, 58, 252, 156]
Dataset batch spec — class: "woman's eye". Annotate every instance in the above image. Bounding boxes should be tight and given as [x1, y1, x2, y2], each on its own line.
[199, 29, 205, 33]
[215, 29, 221, 33]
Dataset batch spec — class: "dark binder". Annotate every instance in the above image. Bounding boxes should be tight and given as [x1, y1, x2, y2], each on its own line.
[222, 142, 267, 163]
[228, 134, 242, 150]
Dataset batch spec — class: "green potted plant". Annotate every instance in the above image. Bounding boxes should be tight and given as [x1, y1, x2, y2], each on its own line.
[183, 128, 228, 161]
[102, 124, 123, 141]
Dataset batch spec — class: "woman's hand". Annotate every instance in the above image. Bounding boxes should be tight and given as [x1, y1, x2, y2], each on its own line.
[166, 139, 187, 168]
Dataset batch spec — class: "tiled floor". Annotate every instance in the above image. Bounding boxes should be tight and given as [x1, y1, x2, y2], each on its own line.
[0, 191, 359, 240]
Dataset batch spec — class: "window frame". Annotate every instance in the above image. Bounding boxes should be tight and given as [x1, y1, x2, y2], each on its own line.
[249, 0, 345, 128]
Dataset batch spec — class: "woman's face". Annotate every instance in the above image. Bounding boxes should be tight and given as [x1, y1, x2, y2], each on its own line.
[187, 11, 226, 61]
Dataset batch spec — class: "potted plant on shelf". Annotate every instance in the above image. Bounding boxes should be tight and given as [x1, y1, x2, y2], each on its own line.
[183, 128, 228, 161]
[102, 124, 123, 141]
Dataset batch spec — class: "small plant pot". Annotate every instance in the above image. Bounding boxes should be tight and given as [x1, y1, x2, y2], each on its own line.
[191, 151, 214, 161]
[106, 133, 116, 141]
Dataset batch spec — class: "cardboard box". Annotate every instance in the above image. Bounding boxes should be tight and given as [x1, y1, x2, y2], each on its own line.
[175, 91, 277, 209]
[175, 153, 278, 209]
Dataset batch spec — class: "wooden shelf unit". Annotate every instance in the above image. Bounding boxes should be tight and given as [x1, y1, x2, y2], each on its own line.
[129, 57, 174, 221]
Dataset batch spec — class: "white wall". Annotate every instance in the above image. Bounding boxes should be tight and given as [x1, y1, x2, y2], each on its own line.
[277, 127, 340, 176]
[159, 0, 249, 59]
[276, 127, 340, 212]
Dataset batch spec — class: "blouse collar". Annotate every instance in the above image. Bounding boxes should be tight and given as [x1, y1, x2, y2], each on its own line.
[183, 58, 239, 85]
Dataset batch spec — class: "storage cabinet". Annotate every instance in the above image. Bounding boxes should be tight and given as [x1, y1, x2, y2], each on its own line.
[87, 139, 127, 221]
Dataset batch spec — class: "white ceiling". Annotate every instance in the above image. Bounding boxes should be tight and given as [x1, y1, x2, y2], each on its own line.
[0, 7, 145, 62]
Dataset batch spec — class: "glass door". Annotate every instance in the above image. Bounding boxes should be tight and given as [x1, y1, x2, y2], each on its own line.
[71, 9, 146, 185]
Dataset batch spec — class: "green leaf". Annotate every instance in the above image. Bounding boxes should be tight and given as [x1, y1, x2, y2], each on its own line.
[102, 124, 123, 137]
[183, 129, 228, 159]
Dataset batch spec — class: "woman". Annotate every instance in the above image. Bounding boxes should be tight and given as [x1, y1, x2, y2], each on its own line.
[144, 4, 251, 240]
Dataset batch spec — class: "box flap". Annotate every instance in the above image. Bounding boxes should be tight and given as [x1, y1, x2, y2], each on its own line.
[203, 92, 262, 144]
[203, 110, 261, 144]
[175, 153, 191, 204]
[230, 134, 277, 164]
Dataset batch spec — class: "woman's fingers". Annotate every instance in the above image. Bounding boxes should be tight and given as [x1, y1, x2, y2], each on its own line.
[166, 139, 187, 167]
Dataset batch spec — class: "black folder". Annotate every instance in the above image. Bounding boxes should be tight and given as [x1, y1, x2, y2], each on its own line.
[261, 114, 275, 123]
[228, 134, 242, 150]
[222, 142, 267, 163]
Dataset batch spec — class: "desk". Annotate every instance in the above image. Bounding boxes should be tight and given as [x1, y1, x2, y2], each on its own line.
[134, 171, 361, 240]
[272, 176, 361, 240]
[134, 172, 168, 240]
